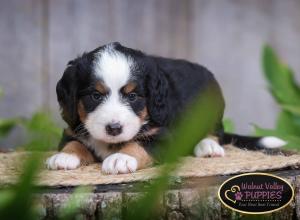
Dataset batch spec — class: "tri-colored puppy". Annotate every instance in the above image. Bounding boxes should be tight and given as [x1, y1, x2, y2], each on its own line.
[46, 42, 286, 174]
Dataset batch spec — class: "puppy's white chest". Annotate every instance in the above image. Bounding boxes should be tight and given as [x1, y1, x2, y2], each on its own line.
[84, 138, 113, 160]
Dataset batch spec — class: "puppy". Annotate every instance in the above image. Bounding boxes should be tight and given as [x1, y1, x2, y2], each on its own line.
[46, 42, 286, 174]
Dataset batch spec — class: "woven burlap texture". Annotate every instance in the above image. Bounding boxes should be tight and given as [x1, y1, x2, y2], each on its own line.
[1, 145, 299, 186]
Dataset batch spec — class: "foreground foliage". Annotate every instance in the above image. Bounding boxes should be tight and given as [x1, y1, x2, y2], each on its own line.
[254, 46, 300, 150]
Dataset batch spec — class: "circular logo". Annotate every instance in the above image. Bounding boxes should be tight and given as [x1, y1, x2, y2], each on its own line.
[218, 173, 294, 214]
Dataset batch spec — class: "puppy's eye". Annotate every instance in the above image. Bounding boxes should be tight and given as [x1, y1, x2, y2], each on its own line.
[127, 92, 137, 102]
[91, 92, 103, 101]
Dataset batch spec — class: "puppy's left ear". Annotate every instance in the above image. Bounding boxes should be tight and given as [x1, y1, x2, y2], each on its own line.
[146, 65, 170, 126]
[56, 61, 80, 129]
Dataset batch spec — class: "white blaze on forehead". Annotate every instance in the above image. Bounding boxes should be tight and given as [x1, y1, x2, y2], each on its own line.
[86, 45, 141, 144]
[93, 46, 133, 90]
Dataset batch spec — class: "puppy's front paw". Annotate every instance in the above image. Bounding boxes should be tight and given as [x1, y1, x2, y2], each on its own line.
[46, 153, 80, 170]
[194, 138, 225, 157]
[102, 153, 138, 174]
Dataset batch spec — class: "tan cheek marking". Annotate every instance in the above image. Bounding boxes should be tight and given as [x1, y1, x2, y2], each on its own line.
[78, 101, 87, 122]
[123, 82, 137, 94]
[62, 141, 95, 165]
[95, 81, 108, 94]
[119, 142, 153, 170]
[139, 107, 148, 122]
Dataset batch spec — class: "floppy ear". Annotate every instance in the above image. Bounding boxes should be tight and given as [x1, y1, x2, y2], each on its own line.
[56, 62, 79, 129]
[146, 65, 169, 126]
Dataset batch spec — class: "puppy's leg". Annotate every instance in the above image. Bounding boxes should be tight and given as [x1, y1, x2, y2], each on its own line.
[102, 142, 153, 174]
[194, 136, 225, 157]
[46, 141, 95, 170]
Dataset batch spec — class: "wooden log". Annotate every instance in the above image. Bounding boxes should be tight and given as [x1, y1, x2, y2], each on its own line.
[33, 170, 300, 219]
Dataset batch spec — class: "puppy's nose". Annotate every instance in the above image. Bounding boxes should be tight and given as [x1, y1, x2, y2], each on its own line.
[105, 123, 123, 136]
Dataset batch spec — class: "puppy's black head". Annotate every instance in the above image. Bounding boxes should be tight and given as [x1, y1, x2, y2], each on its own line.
[56, 42, 169, 143]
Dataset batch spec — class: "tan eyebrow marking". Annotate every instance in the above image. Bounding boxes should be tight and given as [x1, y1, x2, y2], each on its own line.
[77, 101, 87, 122]
[95, 81, 109, 94]
[123, 82, 137, 94]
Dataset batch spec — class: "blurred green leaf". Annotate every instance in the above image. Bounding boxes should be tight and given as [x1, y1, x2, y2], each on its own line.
[20, 112, 61, 151]
[223, 118, 235, 133]
[282, 104, 300, 115]
[262, 45, 300, 105]
[21, 112, 61, 135]
[276, 111, 300, 136]
[0, 190, 14, 208]
[0, 118, 20, 139]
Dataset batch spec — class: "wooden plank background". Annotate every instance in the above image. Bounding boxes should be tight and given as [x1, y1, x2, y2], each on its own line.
[1, 0, 300, 147]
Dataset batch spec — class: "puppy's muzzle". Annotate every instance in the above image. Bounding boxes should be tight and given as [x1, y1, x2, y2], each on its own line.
[105, 123, 123, 136]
